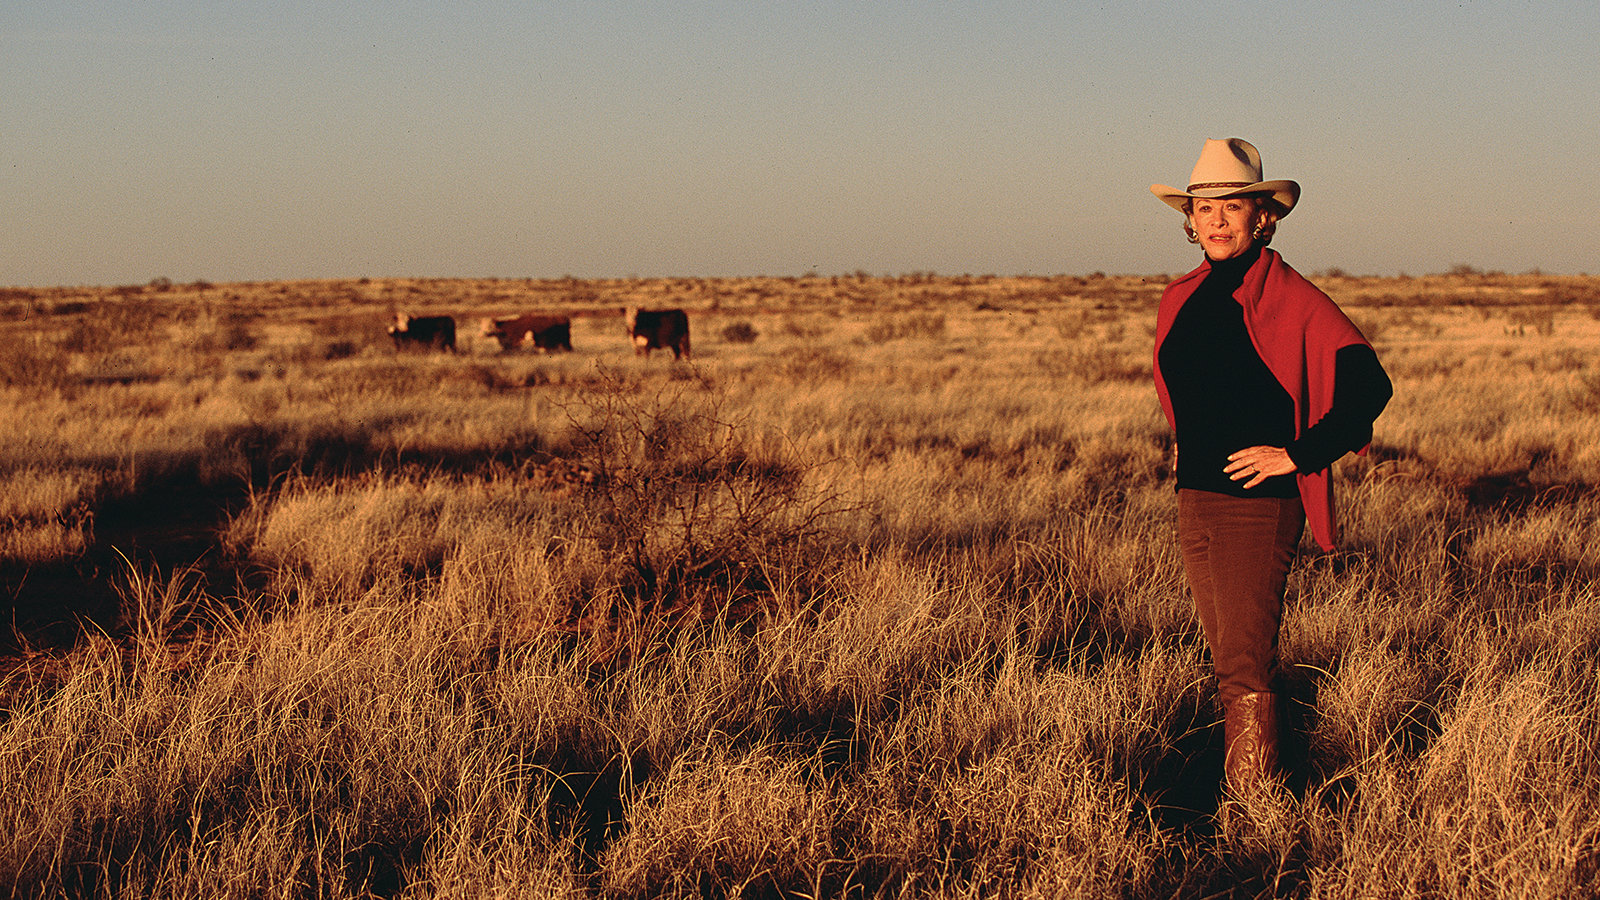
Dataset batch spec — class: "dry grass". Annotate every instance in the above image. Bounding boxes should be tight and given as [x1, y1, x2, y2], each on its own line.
[1, 270, 1598, 897]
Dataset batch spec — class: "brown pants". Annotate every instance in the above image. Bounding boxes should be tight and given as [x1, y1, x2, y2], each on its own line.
[1177, 490, 1304, 709]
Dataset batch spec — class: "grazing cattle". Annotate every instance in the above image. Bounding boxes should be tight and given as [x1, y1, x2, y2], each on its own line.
[479, 314, 573, 352]
[624, 307, 691, 359]
[388, 313, 456, 351]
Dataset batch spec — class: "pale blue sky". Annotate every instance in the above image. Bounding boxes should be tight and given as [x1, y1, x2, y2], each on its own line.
[4, 1, 1595, 286]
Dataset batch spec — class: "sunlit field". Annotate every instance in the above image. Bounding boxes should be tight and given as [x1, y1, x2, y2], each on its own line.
[2, 269, 1598, 898]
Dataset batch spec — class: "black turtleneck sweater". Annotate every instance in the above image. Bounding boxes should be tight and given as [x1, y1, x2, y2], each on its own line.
[1156, 244, 1392, 498]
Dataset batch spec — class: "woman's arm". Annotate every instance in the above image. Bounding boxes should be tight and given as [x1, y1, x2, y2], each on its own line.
[1225, 344, 1392, 489]
[1285, 344, 1393, 472]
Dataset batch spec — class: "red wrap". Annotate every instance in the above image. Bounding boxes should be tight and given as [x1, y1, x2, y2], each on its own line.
[1152, 248, 1372, 551]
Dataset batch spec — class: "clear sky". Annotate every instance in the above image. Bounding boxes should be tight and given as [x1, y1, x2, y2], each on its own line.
[4, 1, 1596, 286]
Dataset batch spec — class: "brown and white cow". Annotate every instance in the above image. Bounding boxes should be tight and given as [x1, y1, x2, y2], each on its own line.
[479, 314, 573, 352]
[388, 313, 456, 351]
[624, 308, 690, 359]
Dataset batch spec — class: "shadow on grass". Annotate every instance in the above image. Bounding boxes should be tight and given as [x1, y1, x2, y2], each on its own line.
[1, 474, 252, 655]
[1, 419, 559, 658]
[1132, 659, 1333, 836]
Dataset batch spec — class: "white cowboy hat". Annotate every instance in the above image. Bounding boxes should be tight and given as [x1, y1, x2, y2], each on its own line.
[1150, 137, 1300, 216]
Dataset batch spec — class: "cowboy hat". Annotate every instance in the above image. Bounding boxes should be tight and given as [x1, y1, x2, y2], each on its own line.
[1150, 137, 1299, 216]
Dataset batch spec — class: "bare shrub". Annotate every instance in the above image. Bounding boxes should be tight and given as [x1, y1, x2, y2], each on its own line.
[719, 321, 759, 344]
[0, 336, 70, 388]
[58, 297, 168, 353]
[321, 339, 359, 361]
[59, 316, 115, 354]
[219, 311, 258, 351]
[559, 368, 847, 624]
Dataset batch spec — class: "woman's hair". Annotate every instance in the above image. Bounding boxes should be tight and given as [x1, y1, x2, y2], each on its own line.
[1181, 193, 1285, 246]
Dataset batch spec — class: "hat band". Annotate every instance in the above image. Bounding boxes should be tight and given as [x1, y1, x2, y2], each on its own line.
[1186, 181, 1255, 192]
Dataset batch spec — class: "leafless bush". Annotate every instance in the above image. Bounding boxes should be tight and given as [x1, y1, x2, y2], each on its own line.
[58, 298, 168, 353]
[0, 336, 70, 388]
[560, 368, 848, 621]
[719, 321, 759, 344]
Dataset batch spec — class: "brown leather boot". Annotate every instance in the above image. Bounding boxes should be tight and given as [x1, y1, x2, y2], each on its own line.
[1223, 691, 1281, 801]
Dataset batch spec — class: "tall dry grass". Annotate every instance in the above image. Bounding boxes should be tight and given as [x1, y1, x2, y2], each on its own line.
[0, 271, 1597, 897]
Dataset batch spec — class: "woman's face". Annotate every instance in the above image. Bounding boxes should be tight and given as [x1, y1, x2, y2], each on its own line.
[1189, 196, 1262, 261]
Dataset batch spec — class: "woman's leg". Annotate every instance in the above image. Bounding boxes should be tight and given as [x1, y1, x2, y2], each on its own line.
[1177, 490, 1303, 708]
[1177, 490, 1304, 798]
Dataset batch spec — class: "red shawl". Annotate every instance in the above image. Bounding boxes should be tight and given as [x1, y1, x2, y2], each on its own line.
[1152, 248, 1371, 551]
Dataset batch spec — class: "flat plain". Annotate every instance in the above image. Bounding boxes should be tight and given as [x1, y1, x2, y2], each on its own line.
[1, 268, 1598, 898]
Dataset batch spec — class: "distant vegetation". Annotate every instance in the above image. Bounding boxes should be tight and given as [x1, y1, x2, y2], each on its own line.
[1, 271, 1598, 897]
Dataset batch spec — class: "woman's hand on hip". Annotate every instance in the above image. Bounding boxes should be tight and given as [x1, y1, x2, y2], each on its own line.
[1224, 446, 1296, 489]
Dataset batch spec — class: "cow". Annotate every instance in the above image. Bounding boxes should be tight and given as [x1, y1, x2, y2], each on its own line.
[479, 314, 573, 352]
[624, 307, 690, 359]
[388, 313, 456, 351]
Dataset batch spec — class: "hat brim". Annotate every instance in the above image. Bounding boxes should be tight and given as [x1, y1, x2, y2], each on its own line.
[1150, 180, 1300, 216]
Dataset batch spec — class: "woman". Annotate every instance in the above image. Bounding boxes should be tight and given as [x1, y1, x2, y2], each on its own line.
[1149, 138, 1392, 802]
